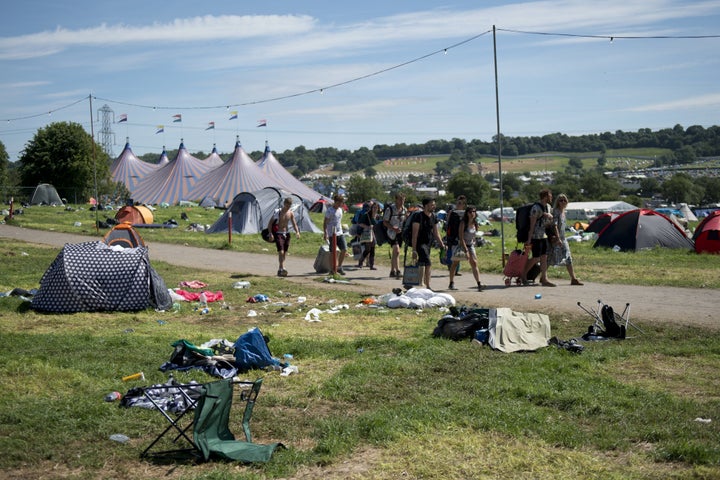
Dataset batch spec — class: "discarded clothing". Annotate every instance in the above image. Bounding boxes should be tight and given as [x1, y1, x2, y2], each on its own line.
[174, 289, 224, 303]
[120, 379, 203, 414]
[178, 280, 208, 289]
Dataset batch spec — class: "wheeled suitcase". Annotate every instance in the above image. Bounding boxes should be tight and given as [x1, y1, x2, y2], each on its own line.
[503, 247, 540, 286]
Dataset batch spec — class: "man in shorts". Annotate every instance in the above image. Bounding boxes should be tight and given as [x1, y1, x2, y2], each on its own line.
[382, 192, 407, 278]
[323, 194, 348, 275]
[267, 197, 301, 277]
[522, 188, 555, 287]
[410, 197, 446, 291]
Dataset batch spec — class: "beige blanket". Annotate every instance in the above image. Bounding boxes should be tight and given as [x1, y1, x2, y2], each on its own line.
[488, 307, 551, 353]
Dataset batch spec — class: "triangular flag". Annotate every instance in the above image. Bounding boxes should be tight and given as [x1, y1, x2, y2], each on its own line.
[257, 119, 267, 127]
[156, 125, 164, 134]
[206, 122, 215, 130]
[118, 114, 127, 123]
[229, 111, 238, 120]
[172, 114, 182, 123]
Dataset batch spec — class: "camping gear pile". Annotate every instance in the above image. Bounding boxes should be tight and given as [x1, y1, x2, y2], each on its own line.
[432, 306, 551, 353]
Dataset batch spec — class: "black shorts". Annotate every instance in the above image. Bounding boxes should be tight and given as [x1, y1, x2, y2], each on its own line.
[274, 233, 291, 252]
[416, 244, 432, 266]
[531, 238, 549, 258]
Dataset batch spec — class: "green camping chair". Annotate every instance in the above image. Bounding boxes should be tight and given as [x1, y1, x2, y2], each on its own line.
[140, 378, 283, 463]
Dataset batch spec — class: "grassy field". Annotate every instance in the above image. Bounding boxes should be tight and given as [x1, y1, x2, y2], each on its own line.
[1, 206, 719, 479]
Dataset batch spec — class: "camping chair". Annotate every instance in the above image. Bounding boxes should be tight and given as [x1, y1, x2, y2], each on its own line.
[577, 299, 644, 338]
[140, 377, 282, 463]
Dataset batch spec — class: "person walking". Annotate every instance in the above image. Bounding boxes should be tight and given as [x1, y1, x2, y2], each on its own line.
[410, 197, 446, 291]
[267, 197, 301, 277]
[522, 188, 555, 287]
[323, 194, 348, 275]
[549, 193, 584, 285]
[357, 201, 379, 270]
[383, 192, 407, 278]
[450, 205, 485, 291]
[446, 195, 466, 288]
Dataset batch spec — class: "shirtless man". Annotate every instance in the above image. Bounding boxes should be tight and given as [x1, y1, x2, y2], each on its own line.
[268, 197, 301, 276]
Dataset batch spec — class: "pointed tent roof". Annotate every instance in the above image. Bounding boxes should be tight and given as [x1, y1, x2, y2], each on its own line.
[132, 141, 213, 205]
[187, 138, 278, 206]
[203, 145, 225, 169]
[256, 142, 325, 204]
[157, 147, 170, 166]
[679, 203, 698, 222]
[110, 140, 159, 191]
[593, 208, 694, 252]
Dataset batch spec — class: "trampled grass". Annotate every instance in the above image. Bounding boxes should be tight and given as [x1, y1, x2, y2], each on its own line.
[1, 240, 719, 479]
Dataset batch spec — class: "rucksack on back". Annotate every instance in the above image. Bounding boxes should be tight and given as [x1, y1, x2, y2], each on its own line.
[402, 210, 421, 244]
[516, 202, 539, 243]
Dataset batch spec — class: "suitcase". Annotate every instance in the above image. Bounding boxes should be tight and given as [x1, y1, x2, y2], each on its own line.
[313, 243, 339, 273]
[503, 247, 540, 286]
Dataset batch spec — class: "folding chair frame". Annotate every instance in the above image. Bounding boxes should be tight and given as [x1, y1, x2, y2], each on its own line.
[140, 377, 262, 459]
[577, 299, 644, 336]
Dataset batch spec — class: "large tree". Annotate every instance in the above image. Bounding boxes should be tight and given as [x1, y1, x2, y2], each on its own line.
[445, 171, 491, 208]
[19, 122, 110, 202]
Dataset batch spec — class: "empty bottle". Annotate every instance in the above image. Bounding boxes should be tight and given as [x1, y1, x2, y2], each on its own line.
[199, 292, 208, 308]
[104, 391, 122, 402]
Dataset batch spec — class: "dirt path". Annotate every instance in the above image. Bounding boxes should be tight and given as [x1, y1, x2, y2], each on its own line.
[2, 224, 717, 330]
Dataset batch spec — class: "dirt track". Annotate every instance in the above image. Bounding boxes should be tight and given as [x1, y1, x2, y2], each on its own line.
[2, 224, 717, 330]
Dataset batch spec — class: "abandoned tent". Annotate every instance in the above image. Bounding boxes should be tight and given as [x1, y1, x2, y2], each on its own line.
[31, 241, 172, 313]
[206, 187, 321, 235]
[593, 208, 695, 252]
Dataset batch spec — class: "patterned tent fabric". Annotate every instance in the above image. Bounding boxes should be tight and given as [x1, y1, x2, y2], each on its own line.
[132, 142, 213, 205]
[31, 241, 172, 313]
[157, 149, 170, 166]
[187, 139, 277, 207]
[256, 142, 326, 204]
[202, 145, 225, 169]
[111, 141, 159, 191]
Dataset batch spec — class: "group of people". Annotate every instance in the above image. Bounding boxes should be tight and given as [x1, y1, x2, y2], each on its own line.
[268, 189, 582, 290]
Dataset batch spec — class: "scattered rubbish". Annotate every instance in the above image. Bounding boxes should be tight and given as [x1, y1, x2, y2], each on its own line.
[357, 347, 364, 353]
[122, 328, 135, 334]
[247, 294, 269, 303]
[74, 221, 82, 227]
[324, 277, 351, 284]
[535, 294, 542, 300]
[280, 365, 299, 377]
[233, 281, 251, 289]
[612, 245, 621, 252]
[198, 292, 208, 308]
[247, 310, 257, 317]
[157, 319, 166, 326]
[695, 417, 712, 424]
[283, 353, 294, 361]
[304, 308, 322, 322]
[104, 391, 122, 402]
[199, 307, 210, 315]
[109, 434, 130, 444]
[172, 302, 181, 312]
[122, 371, 145, 382]
[297, 296, 306, 304]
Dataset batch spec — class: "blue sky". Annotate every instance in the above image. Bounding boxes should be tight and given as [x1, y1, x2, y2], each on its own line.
[1, 0, 719, 162]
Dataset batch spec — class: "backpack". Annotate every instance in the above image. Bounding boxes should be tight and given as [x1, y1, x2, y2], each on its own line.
[515, 202, 540, 243]
[444, 209, 462, 244]
[432, 310, 489, 341]
[402, 210, 422, 244]
[600, 304, 626, 339]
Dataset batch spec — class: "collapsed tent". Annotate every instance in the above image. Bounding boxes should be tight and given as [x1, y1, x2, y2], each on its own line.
[132, 141, 213, 205]
[593, 208, 694, 252]
[31, 241, 172, 313]
[115, 205, 154, 225]
[488, 308, 551, 353]
[110, 140, 159, 191]
[30, 183, 63, 206]
[256, 142, 326, 204]
[692, 210, 720, 254]
[187, 139, 277, 207]
[206, 187, 321, 235]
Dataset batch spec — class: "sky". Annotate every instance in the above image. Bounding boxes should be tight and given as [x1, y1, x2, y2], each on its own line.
[1, 0, 719, 162]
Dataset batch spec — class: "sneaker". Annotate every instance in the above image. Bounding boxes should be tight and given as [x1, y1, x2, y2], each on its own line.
[281, 269, 288, 277]
[389, 270, 397, 277]
[477, 282, 484, 292]
[395, 270, 403, 278]
[369, 266, 377, 270]
[448, 282, 457, 290]
[277, 269, 284, 277]
[337, 268, 346, 275]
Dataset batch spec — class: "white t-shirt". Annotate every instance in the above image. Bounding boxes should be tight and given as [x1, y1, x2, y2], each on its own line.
[324, 205, 343, 237]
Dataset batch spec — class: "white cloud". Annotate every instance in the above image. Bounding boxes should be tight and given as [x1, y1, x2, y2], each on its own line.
[624, 93, 720, 112]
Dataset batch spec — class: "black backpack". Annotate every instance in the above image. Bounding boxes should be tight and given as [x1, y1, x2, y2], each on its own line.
[600, 305, 626, 339]
[402, 210, 422, 244]
[432, 310, 490, 341]
[444, 209, 462, 245]
[516, 202, 540, 243]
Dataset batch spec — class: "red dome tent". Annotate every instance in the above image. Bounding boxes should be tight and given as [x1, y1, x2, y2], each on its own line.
[692, 210, 720, 254]
[593, 209, 694, 252]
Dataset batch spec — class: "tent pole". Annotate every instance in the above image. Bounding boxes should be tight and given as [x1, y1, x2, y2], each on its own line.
[492, 26, 506, 266]
[89, 94, 99, 234]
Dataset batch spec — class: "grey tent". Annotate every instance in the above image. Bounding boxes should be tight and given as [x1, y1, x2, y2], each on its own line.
[31, 241, 172, 313]
[206, 187, 320, 235]
[593, 209, 694, 252]
[30, 184, 63, 206]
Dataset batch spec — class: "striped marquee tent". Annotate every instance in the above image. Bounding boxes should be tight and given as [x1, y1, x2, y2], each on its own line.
[131, 141, 213, 205]
[157, 148, 170, 167]
[203, 144, 225, 169]
[110, 140, 159, 191]
[187, 138, 277, 206]
[256, 142, 326, 204]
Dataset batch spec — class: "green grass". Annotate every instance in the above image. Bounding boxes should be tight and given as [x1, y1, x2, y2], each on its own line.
[1, 239, 719, 479]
